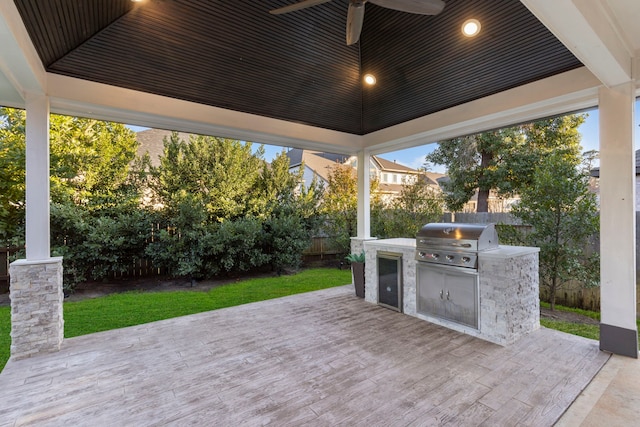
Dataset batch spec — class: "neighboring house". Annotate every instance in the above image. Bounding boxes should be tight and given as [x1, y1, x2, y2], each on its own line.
[135, 129, 195, 209]
[286, 149, 350, 189]
[589, 150, 640, 210]
[136, 128, 192, 167]
[369, 156, 444, 204]
[286, 148, 444, 204]
[138, 138, 441, 204]
[138, 137, 515, 212]
[435, 176, 520, 213]
[463, 190, 520, 213]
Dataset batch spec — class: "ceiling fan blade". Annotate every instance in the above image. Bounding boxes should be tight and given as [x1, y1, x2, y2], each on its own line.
[346, 2, 365, 45]
[369, 0, 445, 15]
[269, 0, 333, 15]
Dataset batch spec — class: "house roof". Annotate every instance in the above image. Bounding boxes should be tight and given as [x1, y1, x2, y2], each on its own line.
[374, 157, 446, 186]
[287, 149, 446, 187]
[11, 0, 582, 135]
[373, 157, 419, 174]
[590, 149, 640, 178]
[423, 172, 447, 187]
[378, 183, 405, 194]
[286, 149, 350, 168]
[286, 148, 349, 182]
[136, 128, 192, 167]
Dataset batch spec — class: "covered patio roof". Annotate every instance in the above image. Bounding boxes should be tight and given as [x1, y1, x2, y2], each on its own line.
[9, 0, 584, 135]
[0, 0, 637, 156]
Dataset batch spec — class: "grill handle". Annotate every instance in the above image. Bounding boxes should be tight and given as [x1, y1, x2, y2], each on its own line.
[450, 243, 472, 248]
[418, 239, 472, 248]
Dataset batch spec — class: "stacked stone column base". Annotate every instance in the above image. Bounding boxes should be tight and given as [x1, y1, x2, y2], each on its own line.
[9, 257, 64, 360]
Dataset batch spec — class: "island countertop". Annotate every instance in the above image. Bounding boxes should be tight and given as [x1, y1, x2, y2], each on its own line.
[364, 238, 537, 259]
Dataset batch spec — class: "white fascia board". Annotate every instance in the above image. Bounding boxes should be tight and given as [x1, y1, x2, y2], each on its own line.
[521, 0, 631, 88]
[0, 72, 23, 107]
[363, 67, 601, 155]
[47, 73, 363, 155]
[0, 1, 47, 100]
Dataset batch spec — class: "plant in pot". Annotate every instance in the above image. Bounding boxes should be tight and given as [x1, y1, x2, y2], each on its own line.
[346, 252, 365, 298]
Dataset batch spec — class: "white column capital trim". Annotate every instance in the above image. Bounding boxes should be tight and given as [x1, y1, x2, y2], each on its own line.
[11, 257, 63, 267]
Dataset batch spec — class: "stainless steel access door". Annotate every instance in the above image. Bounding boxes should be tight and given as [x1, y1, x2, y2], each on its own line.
[377, 252, 403, 312]
[416, 262, 479, 329]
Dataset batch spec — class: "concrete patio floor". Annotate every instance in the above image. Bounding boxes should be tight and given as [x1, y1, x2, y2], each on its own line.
[0, 285, 619, 426]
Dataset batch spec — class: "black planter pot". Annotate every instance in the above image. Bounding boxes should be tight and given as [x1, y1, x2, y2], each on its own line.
[351, 262, 365, 298]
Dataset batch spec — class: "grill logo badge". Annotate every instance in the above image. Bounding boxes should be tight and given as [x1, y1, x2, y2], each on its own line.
[443, 227, 454, 234]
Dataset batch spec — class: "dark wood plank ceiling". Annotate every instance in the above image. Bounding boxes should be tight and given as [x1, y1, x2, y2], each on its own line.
[13, 0, 582, 135]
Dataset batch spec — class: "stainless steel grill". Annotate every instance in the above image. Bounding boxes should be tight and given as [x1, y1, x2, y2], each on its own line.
[415, 223, 499, 269]
[415, 223, 500, 329]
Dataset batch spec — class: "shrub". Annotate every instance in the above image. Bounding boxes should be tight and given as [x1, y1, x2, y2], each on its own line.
[263, 213, 310, 274]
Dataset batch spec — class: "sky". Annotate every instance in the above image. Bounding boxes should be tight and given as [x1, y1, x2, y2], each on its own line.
[256, 101, 640, 174]
[131, 100, 640, 174]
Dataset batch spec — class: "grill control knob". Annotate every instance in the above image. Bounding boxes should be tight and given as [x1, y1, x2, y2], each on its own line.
[432, 253, 439, 260]
[462, 256, 471, 263]
[446, 255, 454, 261]
[419, 251, 426, 258]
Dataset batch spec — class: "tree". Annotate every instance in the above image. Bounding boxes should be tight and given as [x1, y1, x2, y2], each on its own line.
[50, 201, 157, 289]
[426, 115, 586, 212]
[49, 114, 140, 209]
[0, 108, 26, 244]
[147, 138, 324, 278]
[151, 132, 265, 222]
[261, 152, 324, 273]
[510, 151, 599, 310]
[387, 176, 444, 237]
[258, 150, 299, 208]
[0, 107, 141, 243]
[320, 163, 358, 256]
[372, 175, 444, 238]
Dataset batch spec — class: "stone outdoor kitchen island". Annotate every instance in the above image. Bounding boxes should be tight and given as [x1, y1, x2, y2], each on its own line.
[363, 238, 540, 346]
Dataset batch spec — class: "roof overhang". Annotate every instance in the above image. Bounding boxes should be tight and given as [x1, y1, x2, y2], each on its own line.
[1, 0, 639, 156]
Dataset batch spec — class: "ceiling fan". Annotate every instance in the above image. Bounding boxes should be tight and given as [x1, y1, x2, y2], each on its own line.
[269, 0, 445, 45]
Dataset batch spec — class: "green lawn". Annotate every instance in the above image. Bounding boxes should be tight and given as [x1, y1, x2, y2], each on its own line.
[2, 271, 639, 373]
[540, 301, 640, 344]
[539, 300, 601, 339]
[539, 319, 600, 340]
[0, 268, 352, 371]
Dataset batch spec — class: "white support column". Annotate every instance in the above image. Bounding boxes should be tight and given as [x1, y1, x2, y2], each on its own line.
[25, 93, 51, 260]
[351, 149, 375, 255]
[10, 93, 64, 359]
[356, 149, 371, 239]
[599, 82, 638, 358]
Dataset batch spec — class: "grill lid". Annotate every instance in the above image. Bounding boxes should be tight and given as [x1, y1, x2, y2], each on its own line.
[416, 223, 499, 252]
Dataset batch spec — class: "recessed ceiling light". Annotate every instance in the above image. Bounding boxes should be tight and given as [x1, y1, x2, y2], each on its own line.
[363, 74, 376, 85]
[462, 19, 481, 37]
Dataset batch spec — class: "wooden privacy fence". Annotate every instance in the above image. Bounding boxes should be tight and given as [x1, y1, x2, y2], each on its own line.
[303, 236, 339, 256]
[105, 258, 167, 280]
[541, 284, 601, 312]
[0, 246, 23, 292]
[543, 283, 640, 315]
[445, 212, 525, 225]
[302, 236, 341, 264]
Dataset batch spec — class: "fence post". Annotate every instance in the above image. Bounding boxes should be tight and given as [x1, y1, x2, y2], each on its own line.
[0, 247, 8, 292]
[1, 246, 24, 293]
